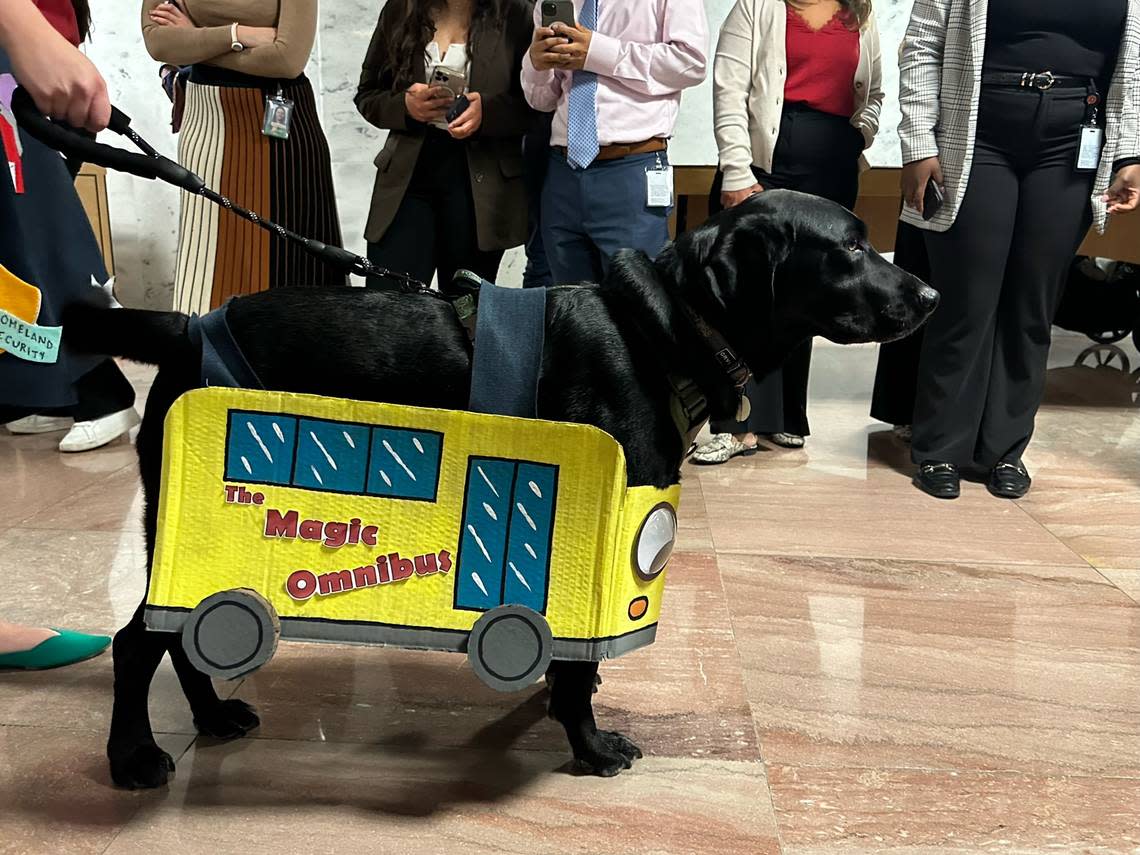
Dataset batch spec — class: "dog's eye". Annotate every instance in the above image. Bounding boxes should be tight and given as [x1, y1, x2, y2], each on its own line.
[845, 238, 863, 253]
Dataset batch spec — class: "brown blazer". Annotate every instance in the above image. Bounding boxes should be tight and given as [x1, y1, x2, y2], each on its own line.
[355, 0, 536, 251]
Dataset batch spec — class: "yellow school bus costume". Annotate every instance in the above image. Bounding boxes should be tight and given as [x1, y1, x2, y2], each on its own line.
[147, 387, 680, 691]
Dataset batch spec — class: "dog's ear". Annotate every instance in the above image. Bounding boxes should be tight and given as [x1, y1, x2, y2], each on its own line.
[675, 204, 793, 352]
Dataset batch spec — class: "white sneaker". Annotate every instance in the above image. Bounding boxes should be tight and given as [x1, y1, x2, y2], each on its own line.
[58, 408, 141, 453]
[5, 415, 74, 434]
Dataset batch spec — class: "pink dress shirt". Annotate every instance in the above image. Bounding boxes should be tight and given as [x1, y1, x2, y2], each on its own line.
[520, 0, 710, 148]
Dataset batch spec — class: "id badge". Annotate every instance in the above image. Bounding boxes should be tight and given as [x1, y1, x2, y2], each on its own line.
[646, 160, 674, 208]
[262, 94, 295, 140]
[1076, 124, 1103, 172]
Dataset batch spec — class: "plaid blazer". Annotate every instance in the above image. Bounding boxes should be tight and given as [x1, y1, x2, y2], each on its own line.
[897, 0, 1140, 233]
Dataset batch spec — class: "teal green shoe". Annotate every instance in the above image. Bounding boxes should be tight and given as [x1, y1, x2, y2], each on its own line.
[0, 629, 111, 670]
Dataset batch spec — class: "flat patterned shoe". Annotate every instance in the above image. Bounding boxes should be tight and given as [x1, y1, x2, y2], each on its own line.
[0, 629, 111, 670]
[691, 433, 758, 465]
[768, 432, 805, 448]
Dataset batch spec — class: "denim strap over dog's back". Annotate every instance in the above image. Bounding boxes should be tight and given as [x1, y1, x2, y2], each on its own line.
[186, 300, 263, 390]
[467, 280, 546, 419]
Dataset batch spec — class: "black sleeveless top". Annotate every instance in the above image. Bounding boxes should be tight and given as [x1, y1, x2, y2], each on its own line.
[984, 0, 1128, 85]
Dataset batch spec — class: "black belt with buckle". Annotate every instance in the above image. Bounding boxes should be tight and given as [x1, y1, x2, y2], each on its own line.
[981, 71, 1085, 91]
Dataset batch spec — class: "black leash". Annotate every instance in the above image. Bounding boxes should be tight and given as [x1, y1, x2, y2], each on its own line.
[9, 87, 432, 293]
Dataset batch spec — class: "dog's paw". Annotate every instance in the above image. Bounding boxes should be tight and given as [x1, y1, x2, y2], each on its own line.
[109, 742, 175, 789]
[573, 730, 643, 777]
[194, 698, 260, 740]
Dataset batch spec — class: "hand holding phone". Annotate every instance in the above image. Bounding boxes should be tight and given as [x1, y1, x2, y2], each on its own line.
[430, 65, 468, 101]
[405, 82, 452, 123]
[922, 180, 945, 221]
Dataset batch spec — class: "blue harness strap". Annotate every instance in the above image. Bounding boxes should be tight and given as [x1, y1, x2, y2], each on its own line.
[467, 279, 546, 418]
[186, 300, 263, 389]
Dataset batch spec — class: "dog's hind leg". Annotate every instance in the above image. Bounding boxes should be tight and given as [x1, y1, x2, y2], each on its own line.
[106, 606, 177, 789]
[547, 660, 642, 776]
[168, 641, 260, 739]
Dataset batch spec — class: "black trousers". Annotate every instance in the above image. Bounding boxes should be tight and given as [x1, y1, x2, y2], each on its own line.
[869, 217, 929, 426]
[912, 86, 1096, 468]
[522, 114, 553, 289]
[709, 104, 863, 437]
[0, 358, 135, 424]
[366, 129, 503, 297]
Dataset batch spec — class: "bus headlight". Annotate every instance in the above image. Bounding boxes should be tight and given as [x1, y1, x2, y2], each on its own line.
[632, 503, 677, 581]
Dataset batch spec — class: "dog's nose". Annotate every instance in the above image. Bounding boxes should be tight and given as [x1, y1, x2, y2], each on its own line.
[918, 285, 939, 312]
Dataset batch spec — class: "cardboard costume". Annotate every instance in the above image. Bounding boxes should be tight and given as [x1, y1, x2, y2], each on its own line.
[147, 387, 680, 691]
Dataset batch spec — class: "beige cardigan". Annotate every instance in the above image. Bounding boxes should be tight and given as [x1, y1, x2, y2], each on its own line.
[713, 0, 884, 192]
[141, 0, 316, 80]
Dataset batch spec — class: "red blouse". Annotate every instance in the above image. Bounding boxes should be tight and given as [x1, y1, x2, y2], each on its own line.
[783, 5, 860, 118]
[33, 0, 82, 46]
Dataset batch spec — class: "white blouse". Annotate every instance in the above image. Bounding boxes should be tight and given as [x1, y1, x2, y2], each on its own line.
[425, 42, 470, 129]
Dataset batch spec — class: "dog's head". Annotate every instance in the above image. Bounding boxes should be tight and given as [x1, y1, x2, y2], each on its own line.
[668, 189, 939, 372]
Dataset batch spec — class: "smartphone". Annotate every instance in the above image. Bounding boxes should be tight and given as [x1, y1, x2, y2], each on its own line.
[430, 65, 468, 101]
[446, 94, 470, 124]
[541, 0, 576, 28]
[922, 181, 944, 221]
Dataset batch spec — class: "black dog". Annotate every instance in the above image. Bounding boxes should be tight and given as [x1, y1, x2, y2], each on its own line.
[66, 190, 937, 789]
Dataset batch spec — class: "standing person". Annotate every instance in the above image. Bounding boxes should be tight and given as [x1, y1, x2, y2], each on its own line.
[521, 0, 709, 285]
[0, 0, 118, 667]
[356, 0, 535, 295]
[142, 0, 345, 317]
[900, 0, 1140, 500]
[691, 0, 883, 464]
[2, 0, 140, 454]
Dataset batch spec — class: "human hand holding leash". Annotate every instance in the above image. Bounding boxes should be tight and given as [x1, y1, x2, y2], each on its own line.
[448, 92, 482, 139]
[0, 0, 109, 132]
[722, 184, 762, 208]
[1104, 164, 1140, 214]
[530, 26, 569, 71]
[549, 22, 592, 71]
[405, 83, 452, 123]
[901, 156, 943, 216]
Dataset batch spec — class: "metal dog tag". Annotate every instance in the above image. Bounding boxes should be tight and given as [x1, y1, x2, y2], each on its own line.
[735, 395, 751, 422]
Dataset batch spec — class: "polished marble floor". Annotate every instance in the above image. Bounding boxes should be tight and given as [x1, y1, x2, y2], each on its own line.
[1, 332, 1138, 854]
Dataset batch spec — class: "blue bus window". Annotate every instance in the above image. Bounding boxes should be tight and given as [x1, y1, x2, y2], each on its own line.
[501, 463, 557, 612]
[292, 419, 370, 493]
[455, 457, 557, 613]
[225, 412, 297, 485]
[366, 427, 442, 501]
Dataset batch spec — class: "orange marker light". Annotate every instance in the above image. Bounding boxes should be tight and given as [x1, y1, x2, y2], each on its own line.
[628, 596, 649, 621]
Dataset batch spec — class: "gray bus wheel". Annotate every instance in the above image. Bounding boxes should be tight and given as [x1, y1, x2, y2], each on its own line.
[182, 589, 280, 680]
[467, 605, 553, 692]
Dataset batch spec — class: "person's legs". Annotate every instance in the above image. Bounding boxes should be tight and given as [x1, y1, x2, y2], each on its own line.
[583, 152, 671, 276]
[54, 359, 141, 453]
[542, 153, 603, 284]
[71, 359, 136, 421]
[366, 192, 436, 289]
[430, 135, 505, 294]
[522, 120, 554, 288]
[911, 150, 1019, 468]
[975, 93, 1095, 471]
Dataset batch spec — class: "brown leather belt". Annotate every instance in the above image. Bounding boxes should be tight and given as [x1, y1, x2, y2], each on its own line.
[553, 138, 667, 162]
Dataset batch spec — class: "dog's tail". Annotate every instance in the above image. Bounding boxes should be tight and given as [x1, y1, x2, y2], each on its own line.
[64, 303, 191, 366]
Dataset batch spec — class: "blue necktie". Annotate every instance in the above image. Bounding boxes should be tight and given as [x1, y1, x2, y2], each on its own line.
[567, 0, 600, 170]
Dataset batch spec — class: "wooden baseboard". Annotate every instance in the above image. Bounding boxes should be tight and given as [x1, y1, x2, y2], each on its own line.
[74, 164, 115, 275]
[672, 166, 1140, 262]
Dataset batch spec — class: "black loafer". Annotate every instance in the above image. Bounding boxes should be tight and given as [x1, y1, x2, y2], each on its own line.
[988, 461, 1031, 499]
[914, 461, 960, 499]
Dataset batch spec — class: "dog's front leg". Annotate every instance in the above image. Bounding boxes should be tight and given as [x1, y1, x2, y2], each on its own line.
[106, 607, 176, 789]
[547, 660, 642, 776]
[168, 641, 260, 739]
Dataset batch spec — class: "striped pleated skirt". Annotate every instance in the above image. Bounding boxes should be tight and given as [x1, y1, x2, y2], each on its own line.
[174, 68, 344, 316]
